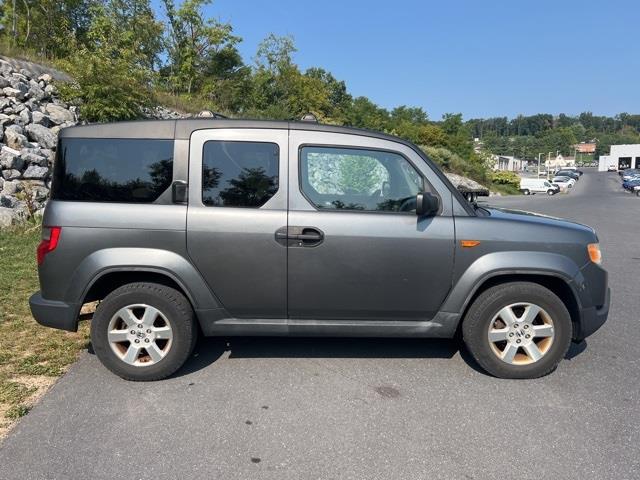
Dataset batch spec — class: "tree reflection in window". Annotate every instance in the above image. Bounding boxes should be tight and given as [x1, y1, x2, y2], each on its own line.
[202, 141, 279, 207]
[52, 138, 174, 203]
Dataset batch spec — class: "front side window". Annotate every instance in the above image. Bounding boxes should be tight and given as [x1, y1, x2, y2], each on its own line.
[52, 138, 174, 203]
[300, 146, 424, 212]
[202, 141, 279, 207]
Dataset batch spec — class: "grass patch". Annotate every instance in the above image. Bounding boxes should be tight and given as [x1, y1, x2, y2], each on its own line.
[5, 405, 30, 420]
[0, 223, 88, 436]
[490, 182, 521, 195]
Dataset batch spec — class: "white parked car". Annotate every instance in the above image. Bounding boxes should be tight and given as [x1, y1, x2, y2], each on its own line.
[552, 176, 576, 189]
[607, 165, 617, 172]
[520, 178, 560, 195]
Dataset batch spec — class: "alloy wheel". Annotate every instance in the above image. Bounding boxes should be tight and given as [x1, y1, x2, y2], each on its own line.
[487, 302, 555, 365]
[107, 304, 173, 367]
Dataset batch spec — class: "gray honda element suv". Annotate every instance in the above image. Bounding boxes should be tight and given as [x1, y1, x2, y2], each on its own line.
[29, 119, 609, 380]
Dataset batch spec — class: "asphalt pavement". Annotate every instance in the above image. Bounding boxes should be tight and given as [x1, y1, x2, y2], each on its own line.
[1, 170, 639, 479]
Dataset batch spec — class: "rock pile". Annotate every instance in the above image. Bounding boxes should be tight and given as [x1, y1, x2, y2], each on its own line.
[0, 59, 78, 227]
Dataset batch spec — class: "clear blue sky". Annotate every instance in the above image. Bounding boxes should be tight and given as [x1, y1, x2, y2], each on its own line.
[152, 0, 640, 120]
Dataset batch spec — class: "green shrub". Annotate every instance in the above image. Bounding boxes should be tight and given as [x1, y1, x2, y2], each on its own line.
[420, 146, 488, 184]
[489, 170, 521, 188]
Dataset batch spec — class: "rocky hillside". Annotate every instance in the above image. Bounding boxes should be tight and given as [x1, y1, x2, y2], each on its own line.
[0, 58, 191, 228]
[0, 59, 77, 227]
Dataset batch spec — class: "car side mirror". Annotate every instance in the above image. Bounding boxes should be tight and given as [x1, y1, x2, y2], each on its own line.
[416, 192, 439, 217]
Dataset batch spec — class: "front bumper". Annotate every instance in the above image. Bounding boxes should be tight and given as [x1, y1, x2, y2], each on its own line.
[574, 287, 610, 342]
[29, 292, 79, 332]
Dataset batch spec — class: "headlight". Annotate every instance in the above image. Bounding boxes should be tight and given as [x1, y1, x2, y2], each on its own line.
[587, 243, 602, 265]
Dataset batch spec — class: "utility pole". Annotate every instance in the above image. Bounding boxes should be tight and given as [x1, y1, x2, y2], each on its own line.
[537, 153, 543, 177]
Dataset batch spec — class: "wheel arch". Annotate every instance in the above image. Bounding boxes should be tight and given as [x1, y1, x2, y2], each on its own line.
[83, 269, 197, 308]
[456, 273, 581, 339]
[67, 248, 222, 311]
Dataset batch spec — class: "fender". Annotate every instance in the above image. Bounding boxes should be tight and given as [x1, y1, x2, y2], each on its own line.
[66, 248, 221, 310]
[441, 251, 584, 315]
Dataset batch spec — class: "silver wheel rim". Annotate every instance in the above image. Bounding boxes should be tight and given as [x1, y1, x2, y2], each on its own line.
[107, 304, 173, 367]
[487, 302, 555, 365]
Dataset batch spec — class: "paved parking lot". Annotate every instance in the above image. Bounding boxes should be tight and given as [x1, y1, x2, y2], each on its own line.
[1, 170, 638, 480]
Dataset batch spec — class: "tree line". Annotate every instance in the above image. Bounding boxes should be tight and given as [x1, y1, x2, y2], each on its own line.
[1, 0, 638, 182]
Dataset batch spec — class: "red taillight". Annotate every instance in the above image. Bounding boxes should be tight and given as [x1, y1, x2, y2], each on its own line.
[37, 227, 61, 266]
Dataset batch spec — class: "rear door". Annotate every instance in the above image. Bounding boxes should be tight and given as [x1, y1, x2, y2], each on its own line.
[286, 130, 455, 322]
[186, 129, 288, 318]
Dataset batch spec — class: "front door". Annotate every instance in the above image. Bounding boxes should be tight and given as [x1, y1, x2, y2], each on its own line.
[186, 129, 288, 318]
[286, 130, 455, 321]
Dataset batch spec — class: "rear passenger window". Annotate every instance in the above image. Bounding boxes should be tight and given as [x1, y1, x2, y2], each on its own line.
[202, 141, 279, 207]
[52, 138, 174, 203]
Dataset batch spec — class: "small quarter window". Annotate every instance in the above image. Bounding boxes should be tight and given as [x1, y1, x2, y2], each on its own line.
[52, 138, 174, 203]
[202, 141, 279, 207]
[300, 146, 424, 212]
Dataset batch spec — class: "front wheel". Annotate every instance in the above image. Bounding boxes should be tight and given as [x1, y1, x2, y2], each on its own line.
[547, 189, 556, 195]
[91, 282, 198, 381]
[521, 189, 530, 195]
[462, 282, 572, 379]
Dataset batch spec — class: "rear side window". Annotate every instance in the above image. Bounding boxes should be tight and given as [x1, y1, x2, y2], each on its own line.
[52, 138, 174, 203]
[202, 141, 279, 207]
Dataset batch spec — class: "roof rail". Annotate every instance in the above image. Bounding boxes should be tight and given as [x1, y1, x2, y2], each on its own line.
[197, 110, 228, 119]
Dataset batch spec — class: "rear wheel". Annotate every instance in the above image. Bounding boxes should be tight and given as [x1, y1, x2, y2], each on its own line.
[91, 282, 198, 381]
[522, 189, 530, 195]
[462, 282, 572, 379]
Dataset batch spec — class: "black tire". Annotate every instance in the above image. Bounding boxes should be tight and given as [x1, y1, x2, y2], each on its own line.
[91, 282, 198, 381]
[462, 282, 572, 379]
[522, 189, 530, 195]
[547, 189, 555, 195]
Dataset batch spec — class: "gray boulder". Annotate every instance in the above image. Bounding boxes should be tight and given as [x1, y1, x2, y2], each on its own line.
[0, 150, 24, 170]
[0, 77, 10, 89]
[6, 123, 24, 135]
[22, 165, 49, 179]
[1, 180, 21, 195]
[45, 103, 74, 124]
[4, 128, 28, 150]
[1, 169, 21, 180]
[3, 85, 28, 100]
[0, 207, 13, 227]
[19, 108, 31, 124]
[25, 123, 56, 149]
[31, 111, 51, 126]
[28, 84, 46, 101]
[0, 194, 17, 208]
[20, 148, 49, 166]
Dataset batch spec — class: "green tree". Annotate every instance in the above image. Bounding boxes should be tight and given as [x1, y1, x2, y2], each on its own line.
[0, 0, 93, 58]
[59, 1, 159, 121]
[162, 0, 241, 94]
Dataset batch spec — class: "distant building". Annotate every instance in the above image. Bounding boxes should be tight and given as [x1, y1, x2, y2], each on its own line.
[598, 144, 640, 171]
[575, 142, 597, 154]
[493, 155, 524, 171]
[545, 154, 575, 171]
